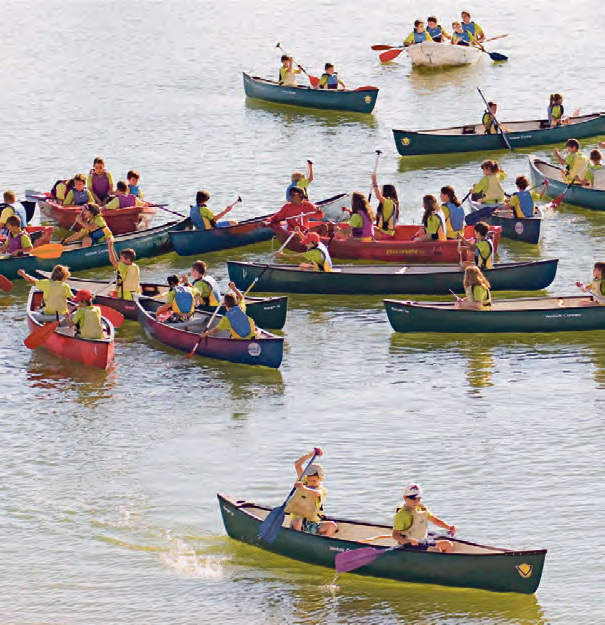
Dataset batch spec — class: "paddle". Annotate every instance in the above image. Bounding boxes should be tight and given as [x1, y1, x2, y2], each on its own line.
[576, 281, 601, 300]
[258, 450, 320, 544]
[24, 320, 60, 350]
[379, 47, 404, 63]
[0, 274, 14, 292]
[186, 299, 223, 359]
[335, 543, 403, 574]
[449, 289, 463, 302]
[276, 230, 297, 254]
[60, 206, 86, 244]
[371, 44, 397, 51]
[27, 243, 64, 259]
[243, 265, 271, 296]
[97, 305, 124, 328]
[477, 88, 512, 151]
[276, 43, 320, 87]
[549, 176, 577, 208]
[147, 204, 187, 219]
[483, 34, 509, 43]
[472, 41, 508, 62]
[368, 149, 382, 202]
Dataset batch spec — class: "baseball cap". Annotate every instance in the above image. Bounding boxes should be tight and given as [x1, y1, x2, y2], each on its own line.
[404, 483, 423, 498]
[74, 289, 93, 302]
[301, 232, 320, 245]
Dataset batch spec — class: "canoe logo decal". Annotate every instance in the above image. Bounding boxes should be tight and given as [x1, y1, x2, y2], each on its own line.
[516, 563, 533, 578]
[401, 137, 411, 146]
[364, 96, 371, 103]
[248, 342, 262, 357]
[514, 221, 524, 235]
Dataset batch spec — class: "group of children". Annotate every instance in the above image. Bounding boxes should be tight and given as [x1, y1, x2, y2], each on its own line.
[404, 11, 486, 47]
[279, 56, 346, 90]
[554, 139, 605, 188]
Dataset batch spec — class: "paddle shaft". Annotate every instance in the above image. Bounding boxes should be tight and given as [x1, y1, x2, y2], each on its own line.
[60, 207, 86, 244]
[276, 231, 297, 254]
[276, 43, 317, 85]
[148, 204, 187, 218]
[243, 265, 271, 296]
[368, 150, 382, 201]
[187, 298, 224, 358]
[477, 88, 512, 151]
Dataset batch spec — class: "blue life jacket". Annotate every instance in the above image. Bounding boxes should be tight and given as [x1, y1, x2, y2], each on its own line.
[414, 31, 429, 44]
[129, 184, 141, 197]
[72, 188, 90, 205]
[0, 203, 27, 227]
[461, 22, 478, 36]
[172, 285, 194, 315]
[426, 25, 442, 41]
[322, 72, 339, 89]
[455, 31, 471, 45]
[189, 205, 209, 230]
[515, 191, 535, 218]
[444, 202, 465, 231]
[225, 306, 253, 338]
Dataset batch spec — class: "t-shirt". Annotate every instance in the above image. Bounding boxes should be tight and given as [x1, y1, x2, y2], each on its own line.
[471, 284, 491, 308]
[34, 279, 72, 314]
[564, 152, 588, 182]
[268, 201, 323, 230]
[426, 213, 445, 240]
[194, 205, 217, 229]
[349, 213, 363, 229]
[584, 163, 603, 187]
[0, 205, 16, 224]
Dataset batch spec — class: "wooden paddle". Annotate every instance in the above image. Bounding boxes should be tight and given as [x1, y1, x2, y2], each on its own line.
[243, 265, 272, 296]
[368, 149, 382, 202]
[186, 299, 223, 359]
[549, 176, 578, 208]
[276, 43, 319, 87]
[258, 449, 320, 544]
[0, 274, 14, 292]
[371, 44, 397, 51]
[379, 47, 404, 63]
[27, 243, 64, 259]
[477, 88, 512, 150]
[24, 320, 60, 349]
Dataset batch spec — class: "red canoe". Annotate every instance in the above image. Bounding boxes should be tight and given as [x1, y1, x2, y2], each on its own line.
[39, 199, 157, 235]
[271, 222, 502, 263]
[26, 289, 115, 369]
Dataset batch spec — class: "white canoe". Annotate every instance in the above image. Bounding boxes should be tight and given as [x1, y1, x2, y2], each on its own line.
[406, 42, 482, 67]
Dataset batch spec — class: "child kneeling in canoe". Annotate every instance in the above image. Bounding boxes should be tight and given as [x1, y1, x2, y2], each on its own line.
[155, 275, 197, 322]
[286, 448, 337, 536]
[200, 293, 257, 339]
[277, 230, 333, 272]
[68, 289, 105, 339]
[392, 483, 455, 552]
[454, 266, 492, 310]
[0, 216, 33, 256]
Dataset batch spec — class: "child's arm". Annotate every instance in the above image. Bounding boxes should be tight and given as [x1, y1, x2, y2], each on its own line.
[429, 513, 456, 535]
[17, 269, 36, 284]
[553, 148, 566, 166]
[371, 174, 386, 203]
[107, 238, 119, 267]
[306, 160, 314, 184]
[294, 448, 322, 478]
[338, 78, 346, 89]
[228, 281, 243, 303]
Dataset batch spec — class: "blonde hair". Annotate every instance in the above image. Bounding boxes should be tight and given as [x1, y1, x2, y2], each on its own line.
[3, 190, 16, 203]
[73, 173, 87, 183]
[50, 265, 71, 281]
[291, 171, 305, 182]
[464, 265, 491, 290]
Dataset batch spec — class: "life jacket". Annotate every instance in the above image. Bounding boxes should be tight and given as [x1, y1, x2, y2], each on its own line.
[7, 230, 28, 253]
[376, 198, 399, 231]
[225, 306, 255, 339]
[279, 66, 288, 82]
[129, 184, 142, 198]
[513, 190, 535, 218]
[453, 31, 471, 45]
[482, 174, 506, 203]
[400, 505, 429, 541]
[193, 276, 221, 306]
[443, 202, 465, 235]
[71, 188, 90, 205]
[117, 194, 137, 209]
[426, 25, 443, 41]
[313, 242, 333, 272]
[0, 203, 27, 227]
[424, 211, 447, 241]
[89, 170, 110, 199]
[482, 112, 498, 135]
[284, 484, 324, 522]
[74, 305, 104, 339]
[171, 285, 195, 316]
[189, 205, 215, 230]
[462, 21, 479, 37]
[41, 280, 70, 314]
[413, 31, 429, 44]
[475, 238, 494, 269]
[321, 72, 339, 89]
[116, 262, 141, 299]
[566, 153, 588, 181]
[548, 103, 564, 125]
[51, 179, 73, 200]
[466, 284, 492, 308]
[592, 166, 605, 190]
[351, 210, 374, 238]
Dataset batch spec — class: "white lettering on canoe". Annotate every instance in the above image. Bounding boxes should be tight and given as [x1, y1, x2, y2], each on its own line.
[329, 546, 347, 552]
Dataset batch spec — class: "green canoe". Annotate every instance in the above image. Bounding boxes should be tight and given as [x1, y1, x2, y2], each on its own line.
[218, 494, 546, 594]
[384, 295, 605, 333]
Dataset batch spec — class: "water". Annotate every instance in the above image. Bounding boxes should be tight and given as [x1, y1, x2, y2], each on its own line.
[1, 0, 604, 622]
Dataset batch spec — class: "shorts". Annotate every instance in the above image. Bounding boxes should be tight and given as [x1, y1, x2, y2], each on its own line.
[216, 220, 231, 228]
[301, 519, 322, 535]
[402, 539, 436, 551]
[90, 229, 107, 244]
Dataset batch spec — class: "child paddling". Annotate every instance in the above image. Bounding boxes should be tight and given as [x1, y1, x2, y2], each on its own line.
[19, 264, 72, 319]
[454, 265, 492, 310]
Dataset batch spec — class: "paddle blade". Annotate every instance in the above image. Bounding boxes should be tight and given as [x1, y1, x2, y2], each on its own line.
[354, 85, 378, 91]
[550, 192, 567, 208]
[24, 321, 59, 350]
[186, 336, 203, 359]
[371, 44, 394, 51]
[335, 547, 382, 573]
[488, 51, 508, 62]
[308, 75, 320, 88]
[380, 48, 403, 62]
[29, 243, 64, 259]
[0, 274, 13, 292]
[258, 504, 286, 544]
[98, 306, 124, 328]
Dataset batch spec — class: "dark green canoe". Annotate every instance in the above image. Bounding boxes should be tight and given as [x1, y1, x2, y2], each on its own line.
[227, 259, 558, 295]
[393, 112, 605, 156]
[243, 73, 379, 114]
[384, 295, 605, 333]
[218, 494, 546, 594]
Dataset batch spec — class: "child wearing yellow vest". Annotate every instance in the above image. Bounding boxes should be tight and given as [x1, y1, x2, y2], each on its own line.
[19, 264, 72, 318]
[108, 240, 141, 300]
[454, 265, 492, 310]
[69, 289, 105, 339]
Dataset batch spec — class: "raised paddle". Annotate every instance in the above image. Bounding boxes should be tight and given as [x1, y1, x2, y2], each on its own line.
[186, 299, 223, 359]
[477, 87, 512, 151]
[0, 274, 14, 292]
[276, 43, 320, 87]
[258, 449, 320, 544]
[24, 320, 60, 350]
[379, 47, 405, 63]
[368, 149, 382, 202]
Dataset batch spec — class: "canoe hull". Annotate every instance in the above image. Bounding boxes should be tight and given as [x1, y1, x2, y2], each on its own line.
[243, 73, 378, 114]
[384, 297, 605, 333]
[468, 201, 543, 244]
[227, 259, 558, 295]
[393, 112, 605, 156]
[218, 494, 546, 594]
[406, 42, 481, 67]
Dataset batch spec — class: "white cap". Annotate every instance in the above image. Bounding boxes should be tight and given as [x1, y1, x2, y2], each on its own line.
[404, 483, 423, 498]
[306, 463, 325, 480]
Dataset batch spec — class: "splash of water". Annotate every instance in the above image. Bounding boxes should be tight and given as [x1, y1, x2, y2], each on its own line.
[159, 538, 227, 579]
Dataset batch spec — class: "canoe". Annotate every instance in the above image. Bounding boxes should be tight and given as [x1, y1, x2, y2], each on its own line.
[393, 112, 605, 156]
[26, 288, 115, 369]
[0, 225, 53, 248]
[227, 259, 558, 295]
[218, 494, 546, 594]
[39, 198, 157, 234]
[405, 42, 482, 67]
[528, 154, 605, 211]
[271, 222, 502, 263]
[3, 218, 188, 280]
[243, 73, 379, 114]
[384, 295, 605, 334]
[36, 272, 288, 330]
[135, 297, 284, 368]
[468, 200, 543, 244]
[314, 193, 350, 221]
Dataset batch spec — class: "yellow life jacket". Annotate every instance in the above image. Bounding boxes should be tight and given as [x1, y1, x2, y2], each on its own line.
[285, 484, 325, 522]
[117, 262, 141, 300]
[74, 305, 104, 339]
[41, 280, 70, 315]
[484, 174, 505, 203]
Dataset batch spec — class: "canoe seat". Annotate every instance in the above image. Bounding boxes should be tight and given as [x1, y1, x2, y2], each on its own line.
[539, 120, 551, 129]
[461, 125, 476, 135]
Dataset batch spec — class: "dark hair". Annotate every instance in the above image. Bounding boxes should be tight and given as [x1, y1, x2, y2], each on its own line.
[590, 149, 602, 161]
[120, 248, 136, 262]
[481, 159, 501, 174]
[351, 192, 375, 221]
[421, 195, 439, 227]
[515, 175, 529, 190]
[414, 19, 424, 28]
[281, 54, 289, 62]
[324, 63, 334, 71]
[5, 215, 20, 227]
[566, 139, 580, 150]
[427, 16, 437, 22]
[550, 93, 563, 105]
[594, 262, 605, 276]
[196, 190, 210, 205]
[127, 170, 140, 180]
[74, 173, 87, 183]
[167, 275, 180, 286]
[116, 180, 129, 193]
[289, 187, 304, 199]
[93, 156, 105, 166]
[474, 221, 489, 237]
[487, 101, 496, 108]
[376, 185, 399, 226]
[440, 185, 460, 207]
[50, 265, 70, 281]
[224, 293, 237, 308]
[85, 203, 101, 216]
[191, 260, 207, 275]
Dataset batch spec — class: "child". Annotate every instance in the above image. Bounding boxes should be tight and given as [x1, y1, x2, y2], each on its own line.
[554, 139, 588, 183]
[278, 230, 333, 272]
[87, 157, 114, 206]
[68, 289, 105, 339]
[458, 221, 494, 269]
[265, 187, 323, 231]
[578, 262, 605, 306]
[371, 173, 399, 234]
[108, 239, 141, 300]
[189, 190, 237, 230]
[404, 19, 433, 46]
[127, 170, 144, 199]
[63, 204, 113, 248]
[285, 161, 314, 201]
[18, 264, 72, 317]
[51, 178, 74, 204]
[471, 160, 506, 203]
[0, 216, 33, 256]
[451, 21, 475, 46]
[0, 190, 27, 230]
[343, 192, 375, 240]
[455, 265, 492, 310]
[284, 448, 337, 536]
[505, 175, 539, 218]
[460, 11, 485, 42]
[319, 63, 345, 90]
[414, 195, 446, 241]
[392, 483, 455, 552]
[199, 292, 257, 339]
[278, 55, 301, 87]
[581, 150, 604, 189]
[63, 173, 94, 207]
[440, 186, 465, 239]
[104, 180, 146, 210]
[426, 16, 450, 42]
[548, 93, 566, 127]
[182, 260, 221, 307]
[155, 275, 196, 322]
[482, 102, 501, 135]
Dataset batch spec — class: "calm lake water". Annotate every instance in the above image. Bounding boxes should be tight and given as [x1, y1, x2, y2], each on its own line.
[1, 0, 604, 623]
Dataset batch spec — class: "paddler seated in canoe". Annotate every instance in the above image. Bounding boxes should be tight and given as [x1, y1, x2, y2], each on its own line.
[457, 221, 494, 270]
[404, 19, 433, 46]
[18, 264, 72, 321]
[107, 239, 141, 300]
[68, 289, 105, 339]
[318, 63, 345, 90]
[580, 150, 604, 189]
[440, 186, 465, 239]
[190, 190, 237, 230]
[470, 160, 506, 203]
[278, 55, 301, 87]
[277, 229, 333, 272]
[285, 161, 314, 202]
[199, 292, 258, 340]
[450, 21, 476, 46]
[392, 483, 455, 552]
[127, 170, 144, 199]
[481, 101, 510, 135]
[51, 178, 75, 204]
[413, 195, 446, 242]
[460, 11, 485, 43]
[104, 180, 147, 210]
[0, 190, 28, 232]
[547, 93, 568, 127]
[62, 173, 95, 208]
[554, 139, 588, 184]
[285, 448, 337, 537]
[154, 275, 197, 322]
[264, 187, 324, 231]
[502, 175, 543, 218]
[342, 192, 375, 241]
[454, 266, 492, 310]
[182, 260, 221, 307]
[0, 216, 33, 256]
[87, 157, 114, 206]
[578, 262, 605, 306]
[426, 16, 451, 42]
[63, 204, 113, 248]
[371, 174, 399, 235]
